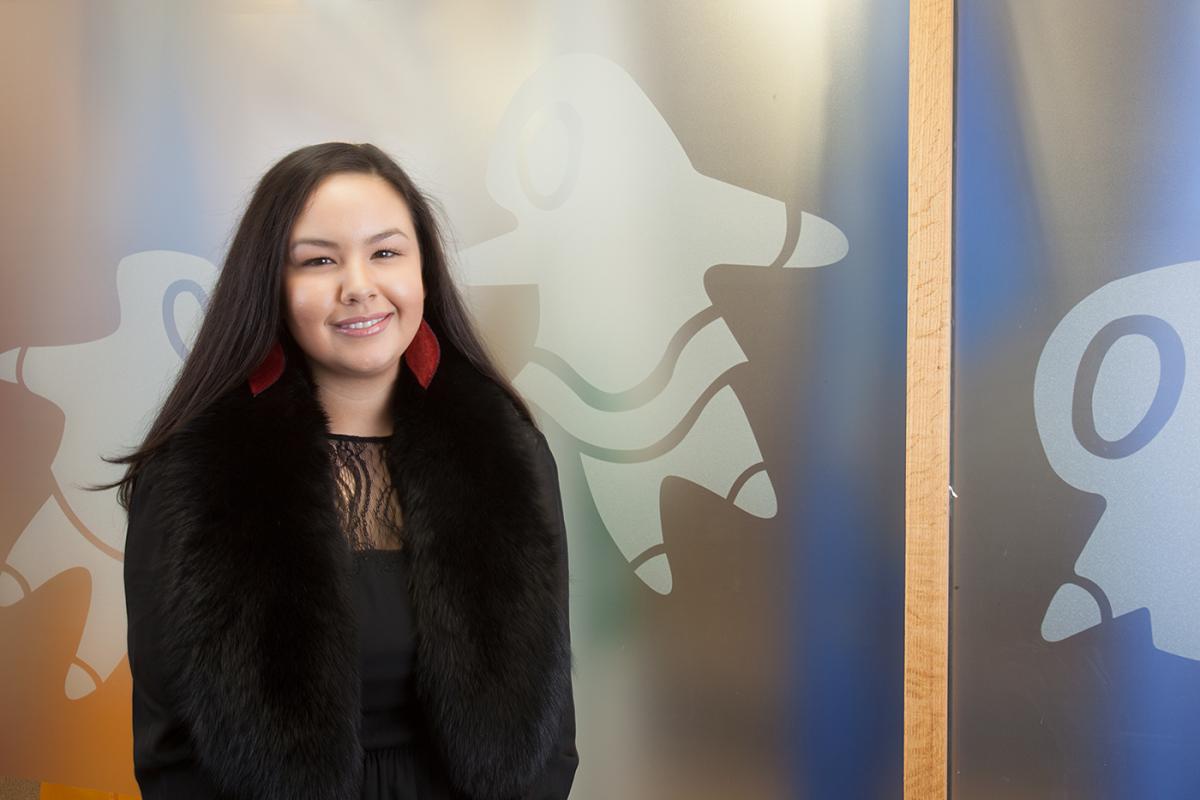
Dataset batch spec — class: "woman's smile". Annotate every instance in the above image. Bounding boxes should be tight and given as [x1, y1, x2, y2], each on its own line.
[332, 311, 393, 337]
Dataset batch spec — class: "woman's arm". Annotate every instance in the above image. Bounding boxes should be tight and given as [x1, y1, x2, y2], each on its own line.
[124, 456, 227, 799]
[522, 432, 580, 799]
[522, 690, 579, 799]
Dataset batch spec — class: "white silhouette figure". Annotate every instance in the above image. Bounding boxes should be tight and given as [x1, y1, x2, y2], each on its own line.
[459, 54, 848, 593]
[1035, 261, 1200, 658]
[0, 251, 213, 698]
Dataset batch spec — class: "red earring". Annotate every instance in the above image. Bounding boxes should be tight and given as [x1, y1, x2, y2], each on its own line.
[405, 318, 440, 389]
[248, 340, 286, 397]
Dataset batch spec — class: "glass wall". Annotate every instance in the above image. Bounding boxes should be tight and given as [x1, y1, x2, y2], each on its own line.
[953, 1, 1200, 796]
[0, 2, 908, 796]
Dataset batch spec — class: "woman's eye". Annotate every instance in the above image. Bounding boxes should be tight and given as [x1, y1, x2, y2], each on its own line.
[374, 249, 401, 259]
[302, 256, 334, 266]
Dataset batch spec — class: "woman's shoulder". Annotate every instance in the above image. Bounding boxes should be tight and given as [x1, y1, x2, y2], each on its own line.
[423, 347, 536, 432]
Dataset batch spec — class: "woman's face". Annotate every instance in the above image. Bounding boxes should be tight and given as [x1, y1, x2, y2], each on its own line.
[283, 172, 424, 385]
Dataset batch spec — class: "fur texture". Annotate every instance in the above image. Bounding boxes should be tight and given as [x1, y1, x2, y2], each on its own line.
[140, 343, 572, 799]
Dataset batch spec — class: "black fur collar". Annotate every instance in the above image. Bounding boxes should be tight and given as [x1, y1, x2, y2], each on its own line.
[145, 343, 572, 799]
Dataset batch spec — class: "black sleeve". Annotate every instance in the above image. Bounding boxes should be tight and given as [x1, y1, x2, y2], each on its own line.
[124, 457, 228, 798]
[522, 692, 579, 800]
[522, 432, 580, 799]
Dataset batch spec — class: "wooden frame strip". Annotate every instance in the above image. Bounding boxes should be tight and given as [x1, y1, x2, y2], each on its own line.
[904, 0, 955, 797]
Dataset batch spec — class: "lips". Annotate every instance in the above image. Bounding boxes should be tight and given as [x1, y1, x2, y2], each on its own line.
[332, 312, 393, 337]
[332, 312, 390, 327]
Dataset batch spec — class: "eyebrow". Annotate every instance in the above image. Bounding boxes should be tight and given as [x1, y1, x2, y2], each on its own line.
[290, 228, 410, 251]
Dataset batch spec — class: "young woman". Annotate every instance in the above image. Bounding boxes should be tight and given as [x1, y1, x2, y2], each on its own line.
[112, 143, 577, 798]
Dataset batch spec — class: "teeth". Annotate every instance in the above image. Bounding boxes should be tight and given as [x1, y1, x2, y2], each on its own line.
[340, 317, 384, 330]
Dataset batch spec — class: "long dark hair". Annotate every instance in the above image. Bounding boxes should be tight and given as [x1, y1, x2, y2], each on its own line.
[91, 142, 533, 510]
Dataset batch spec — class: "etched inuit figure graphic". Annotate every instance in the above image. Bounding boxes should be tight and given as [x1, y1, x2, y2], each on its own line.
[1034, 261, 1200, 658]
[0, 251, 213, 698]
[459, 54, 848, 593]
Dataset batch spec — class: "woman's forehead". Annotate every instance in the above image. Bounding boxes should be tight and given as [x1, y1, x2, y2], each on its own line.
[292, 173, 415, 240]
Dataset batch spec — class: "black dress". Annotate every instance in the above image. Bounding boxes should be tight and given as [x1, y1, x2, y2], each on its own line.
[327, 432, 461, 799]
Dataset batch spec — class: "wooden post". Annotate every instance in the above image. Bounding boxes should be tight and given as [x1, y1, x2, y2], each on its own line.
[905, 0, 954, 797]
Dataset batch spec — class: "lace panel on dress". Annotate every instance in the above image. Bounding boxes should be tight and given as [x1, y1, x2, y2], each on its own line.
[327, 436, 405, 551]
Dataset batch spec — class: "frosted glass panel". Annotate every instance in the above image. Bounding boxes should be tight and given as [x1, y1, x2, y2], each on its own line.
[953, 2, 1200, 796]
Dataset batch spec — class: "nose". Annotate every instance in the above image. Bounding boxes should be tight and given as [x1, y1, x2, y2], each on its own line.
[339, 255, 377, 304]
